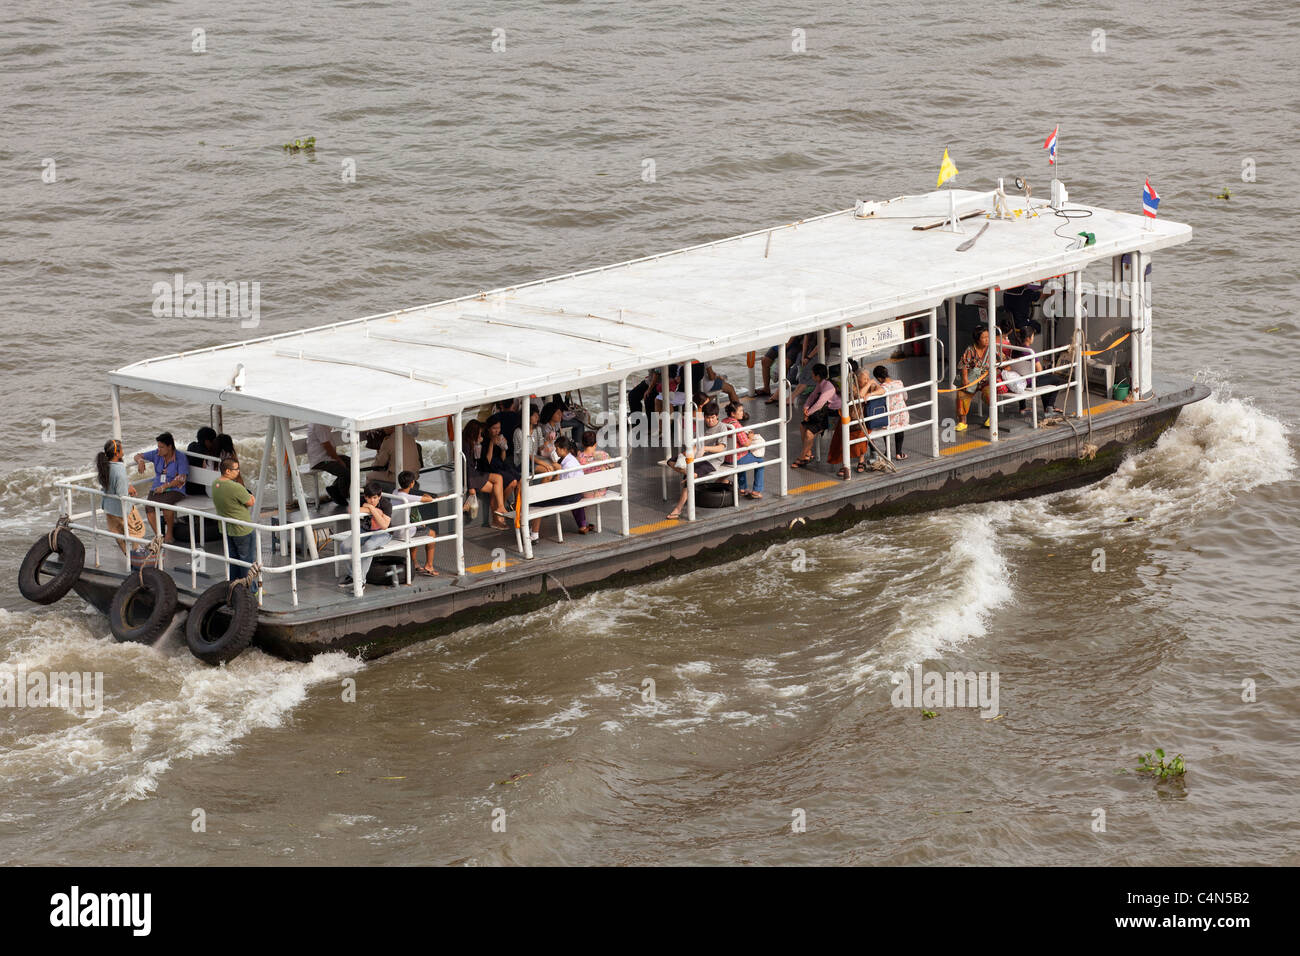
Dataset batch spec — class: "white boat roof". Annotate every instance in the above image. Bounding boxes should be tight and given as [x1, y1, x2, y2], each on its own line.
[111, 187, 1192, 430]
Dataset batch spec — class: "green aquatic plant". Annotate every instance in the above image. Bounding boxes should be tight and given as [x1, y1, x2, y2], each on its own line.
[1135, 749, 1185, 780]
[921, 710, 938, 720]
[282, 136, 317, 153]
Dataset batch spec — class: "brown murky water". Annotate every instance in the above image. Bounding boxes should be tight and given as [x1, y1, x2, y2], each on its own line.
[1, 0, 1297, 865]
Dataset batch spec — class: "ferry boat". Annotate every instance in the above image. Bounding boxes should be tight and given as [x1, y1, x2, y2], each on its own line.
[19, 179, 1207, 663]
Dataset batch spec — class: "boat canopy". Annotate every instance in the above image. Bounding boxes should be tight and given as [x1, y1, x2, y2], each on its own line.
[109, 188, 1191, 430]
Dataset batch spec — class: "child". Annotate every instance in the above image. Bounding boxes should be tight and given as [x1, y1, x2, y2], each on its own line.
[394, 470, 438, 577]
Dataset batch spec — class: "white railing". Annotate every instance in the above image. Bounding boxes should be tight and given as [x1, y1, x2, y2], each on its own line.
[992, 342, 1074, 429]
[521, 455, 625, 545]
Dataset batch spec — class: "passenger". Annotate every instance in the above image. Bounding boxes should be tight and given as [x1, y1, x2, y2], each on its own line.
[764, 335, 804, 405]
[666, 401, 728, 519]
[554, 436, 595, 534]
[185, 426, 220, 493]
[212, 457, 258, 593]
[517, 403, 560, 481]
[337, 481, 393, 589]
[371, 425, 423, 489]
[1009, 328, 1064, 415]
[956, 328, 993, 432]
[461, 420, 511, 530]
[870, 365, 909, 460]
[494, 400, 522, 460]
[393, 470, 438, 577]
[792, 364, 841, 468]
[788, 334, 822, 410]
[215, 433, 247, 487]
[723, 403, 765, 499]
[577, 430, 611, 499]
[307, 423, 350, 506]
[133, 431, 189, 543]
[481, 415, 522, 492]
[95, 438, 135, 554]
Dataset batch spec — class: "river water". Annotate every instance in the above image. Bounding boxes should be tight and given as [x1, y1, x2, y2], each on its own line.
[1, 1, 1297, 865]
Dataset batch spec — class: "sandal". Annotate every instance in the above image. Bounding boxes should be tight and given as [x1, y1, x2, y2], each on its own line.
[417, 567, 439, 577]
[896, 452, 908, 460]
[837, 467, 850, 480]
[748, 492, 763, 499]
[790, 456, 813, 469]
[666, 510, 682, 520]
[764, 394, 780, 405]
[754, 387, 771, 397]
[855, 461, 867, 473]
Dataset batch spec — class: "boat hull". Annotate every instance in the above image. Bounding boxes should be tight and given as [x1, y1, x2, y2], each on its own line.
[69, 383, 1207, 660]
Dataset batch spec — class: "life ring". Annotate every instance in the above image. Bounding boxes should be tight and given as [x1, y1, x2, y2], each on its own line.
[185, 581, 258, 665]
[109, 567, 178, 644]
[18, 527, 85, 605]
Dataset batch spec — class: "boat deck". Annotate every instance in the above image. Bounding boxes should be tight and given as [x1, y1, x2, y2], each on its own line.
[81, 356, 1131, 623]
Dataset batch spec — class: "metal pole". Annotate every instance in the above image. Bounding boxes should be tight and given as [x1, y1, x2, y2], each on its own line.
[618, 375, 629, 536]
[1130, 250, 1143, 398]
[1112, 253, 1121, 323]
[778, 341, 788, 497]
[1140, 255, 1153, 397]
[838, 323, 851, 479]
[987, 286, 998, 441]
[684, 361, 696, 521]
[660, 365, 671, 453]
[349, 428, 362, 595]
[278, 418, 318, 561]
[253, 417, 274, 529]
[946, 298, 957, 389]
[1073, 270, 1085, 417]
[929, 307, 940, 458]
[274, 416, 288, 556]
[520, 395, 532, 559]
[110, 385, 122, 442]
[453, 410, 464, 575]
[393, 424, 403, 483]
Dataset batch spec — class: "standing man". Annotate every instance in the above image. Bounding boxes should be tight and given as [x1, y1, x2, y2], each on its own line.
[307, 423, 350, 506]
[134, 431, 189, 543]
[212, 457, 258, 594]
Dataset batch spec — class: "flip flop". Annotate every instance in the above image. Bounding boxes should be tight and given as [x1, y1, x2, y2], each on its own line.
[896, 453, 908, 460]
[666, 511, 682, 520]
[748, 492, 763, 499]
[417, 567, 439, 577]
[855, 461, 867, 473]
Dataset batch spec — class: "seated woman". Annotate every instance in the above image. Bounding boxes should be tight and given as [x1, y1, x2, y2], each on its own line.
[792, 364, 841, 469]
[337, 482, 392, 588]
[481, 415, 521, 492]
[516, 403, 560, 483]
[577, 431, 611, 499]
[461, 420, 511, 530]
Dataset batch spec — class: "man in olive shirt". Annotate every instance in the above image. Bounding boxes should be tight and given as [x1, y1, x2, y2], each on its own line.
[213, 457, 258, 593]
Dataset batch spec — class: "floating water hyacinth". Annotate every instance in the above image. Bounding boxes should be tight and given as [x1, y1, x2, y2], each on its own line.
[283, 136, 317, 153]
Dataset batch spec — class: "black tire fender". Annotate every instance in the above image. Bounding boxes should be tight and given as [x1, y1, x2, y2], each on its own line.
[109, 567, 178, 644]
[17, 530, 85, 605]
[185, 581, 258, 665]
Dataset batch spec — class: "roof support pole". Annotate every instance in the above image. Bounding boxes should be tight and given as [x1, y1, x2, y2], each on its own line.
[946, 297, 957, 388]
[684, 361, 696, 521]
[274, 416, 289, 556]
[349, 428, 363, 595]
[520, 394, 532, 560]
[987, 287, 999, 441]
[618, 375, 629, 537]
[1112, 254, 1122, 324]
[1073, 270, 1085, 417]
[601, 381, 610, 415]
[277, 417, 318, 561]
[453, 411, 465, 575]
[778, 340, 788, 497]
[1139, 255, 1153, 398]
[929, 307, 940, 458]
[1130, 250, 1146, 398]
[838, 323, 852, 480]
[253, 417, 275, 534]
[393, 423, 403, 484]
[110, 385, 122, 442]
[660, 365, 671, 453]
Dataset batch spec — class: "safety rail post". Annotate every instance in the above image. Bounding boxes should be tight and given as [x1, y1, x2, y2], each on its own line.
[348, 428, 362, 596]
[1073, 270, 1085, 417]
[520, 393, 533, 559]
[453, 411, 465, 575]
[277, 418, 318, 561]
[1130, 250, 1144, 398]
[618, 375, 630, 536]
[987, 286, 999, 441]
[929, 307, 940, 457]
[253, 418, 274, 536]
[838, 323, 851, 480]
[684, 361, 696, 521]
[778, 340, 788, 497]
[660, 365, 672, 454]
[253, 528, 263, 607]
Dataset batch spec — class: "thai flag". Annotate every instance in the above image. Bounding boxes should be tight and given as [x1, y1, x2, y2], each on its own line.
[1044, 126, 1058, 165]
[1142, 178, 1160, 218]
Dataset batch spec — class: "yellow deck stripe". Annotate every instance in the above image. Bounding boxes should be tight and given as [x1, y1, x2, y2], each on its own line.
[633, 519, 682, 534]
[941, 439, 989, 456]
[466, 559, 518, 573]
[1082, 399, 1125, 417]
[789, 479, 840, 494]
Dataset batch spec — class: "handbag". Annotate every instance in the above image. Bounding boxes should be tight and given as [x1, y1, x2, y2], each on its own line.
[125, 505, 146, 540]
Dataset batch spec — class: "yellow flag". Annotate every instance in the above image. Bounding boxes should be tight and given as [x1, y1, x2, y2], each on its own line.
[937, 148, 958, 187]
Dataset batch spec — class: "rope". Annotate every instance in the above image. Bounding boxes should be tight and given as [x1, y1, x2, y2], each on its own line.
[47, 515, 70, 551]
[226, 561, 263, 603]
[1083, 331, 1131, 357]
[137, 535, 165, 586]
